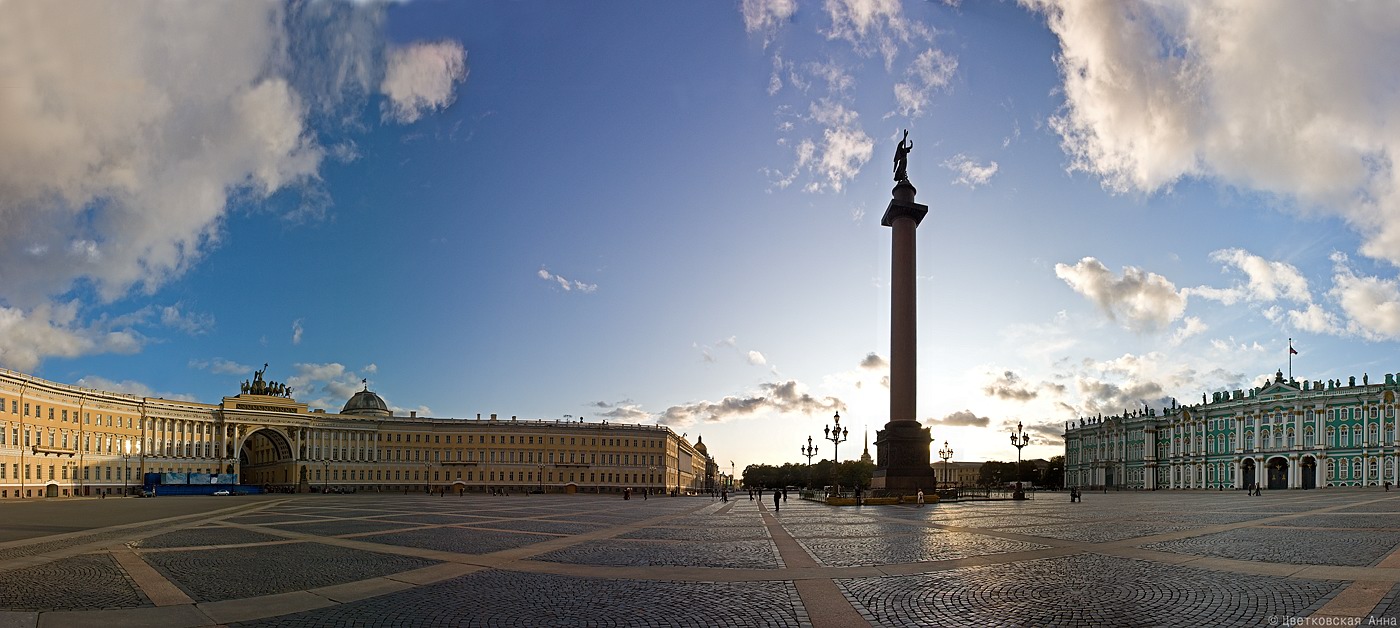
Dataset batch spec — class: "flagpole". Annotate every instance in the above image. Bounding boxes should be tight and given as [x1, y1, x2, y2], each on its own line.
[1288, 338, 1293, 381]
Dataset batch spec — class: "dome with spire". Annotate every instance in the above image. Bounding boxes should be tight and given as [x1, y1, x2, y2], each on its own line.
[694, 435, 708, 455]
[341, 384, 390, 417]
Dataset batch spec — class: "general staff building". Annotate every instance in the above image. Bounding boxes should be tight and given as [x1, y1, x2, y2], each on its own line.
[0, 367, 716, 498]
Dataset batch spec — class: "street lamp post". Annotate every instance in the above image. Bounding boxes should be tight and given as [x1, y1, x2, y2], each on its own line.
[800, 436, 818, 488]
[538, 463, 545, 494]
[824, 412, 849, 494]
[120, 443, 132, 497]
[422, 461, 430, 494]
[824, 412, 849, 463]
[1010, 421, 1030, 500]
[938, 441, 954, 489]
[649, 466, 656, 496]
[322, 460, 329, 494]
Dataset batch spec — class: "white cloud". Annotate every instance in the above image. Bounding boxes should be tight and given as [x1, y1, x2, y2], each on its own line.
[292, 318, 304, 345]
[927, 409, 990, 427]
[537, 267, 598, 293]
[893, 48, 957, 118]
[0, 3, 465, 370]
[73, 375, 198, 402]
[1189, 249, 1312, 305]
[285, 362, 397, 412]
[808, 100, 873, 192]
[1169, 316, 1208, 346]
[659, 379, 843, 427]
[747, 350, 768, 366]
[824, 0, 929, 70]
[1054, 257, 1187, 332]
[741, 0, 798, 46]
[380, 41, 468, 124]
[943, 154, 999, 189]
[189, 358, 252, 376]
[0, 302, 142, 372]
[160, 304, 214, 335]
[1026, 0, 1400, 265]
[1329, 253, 1400, 341]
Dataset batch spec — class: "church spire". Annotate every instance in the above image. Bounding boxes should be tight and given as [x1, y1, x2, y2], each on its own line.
[860, 428, 873, 464]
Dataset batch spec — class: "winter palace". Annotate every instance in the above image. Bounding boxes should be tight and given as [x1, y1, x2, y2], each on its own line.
[0, 366, 716, 499]
[1065, 369, 1400, 490]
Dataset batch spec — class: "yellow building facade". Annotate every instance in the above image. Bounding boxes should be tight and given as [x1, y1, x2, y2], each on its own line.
[0, 368, 713, 498]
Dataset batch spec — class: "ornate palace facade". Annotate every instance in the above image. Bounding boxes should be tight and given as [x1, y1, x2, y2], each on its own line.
[0, 367, 713, 498]
[1065, 370, 1400, 490]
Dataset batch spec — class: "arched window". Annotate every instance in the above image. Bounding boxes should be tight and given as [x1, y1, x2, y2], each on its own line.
[1353, 458, 1363, 480]
[1244, 431, 1254, 451]
[1228, 432, 1237, 451]
[1287, 428, 1295, 449]
[1369, 423, 1379, 445]
[1327, 426, 1336, 447]
[1340, 425, 1350, 448]
[1304, 426, 1314, 447]
[1327, 459, 1335, 480]
[1261, 429, 1271, 450]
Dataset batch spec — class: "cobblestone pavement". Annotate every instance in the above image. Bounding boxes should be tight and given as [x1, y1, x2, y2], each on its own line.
[8, 490, 1400, 626]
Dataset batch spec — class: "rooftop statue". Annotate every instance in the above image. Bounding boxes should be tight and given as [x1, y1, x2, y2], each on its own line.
[893, 129, 913, 182]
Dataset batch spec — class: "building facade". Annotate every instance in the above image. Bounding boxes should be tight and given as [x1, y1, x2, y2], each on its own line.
[1065, 370, 1400, 490]
[0, 367, 713, 498]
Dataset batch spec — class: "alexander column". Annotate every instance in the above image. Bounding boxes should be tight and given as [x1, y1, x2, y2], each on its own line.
[871, 130, 937, 492]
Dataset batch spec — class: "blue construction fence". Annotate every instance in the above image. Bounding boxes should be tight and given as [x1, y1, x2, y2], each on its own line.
[142, 472, 264, 496]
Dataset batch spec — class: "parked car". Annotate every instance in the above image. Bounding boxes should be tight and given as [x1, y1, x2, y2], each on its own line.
[213, 490, 231, 496]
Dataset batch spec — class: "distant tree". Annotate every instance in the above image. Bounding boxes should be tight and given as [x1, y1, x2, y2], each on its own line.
[1042, 455, 1065, 489]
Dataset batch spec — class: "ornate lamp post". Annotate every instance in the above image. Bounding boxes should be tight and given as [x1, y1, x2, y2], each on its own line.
[824, 412, 849, 463]
[825, 412, 849, 495]
[120, 441, 132, 497]
[800, 436, 818, 487]
[322, 460, 330, 494]
[649, 466, 656, 496]
[1011, 421, 1030, 500]
[421, 461, 430, 494]
[538, 463, 545, 494]
[938, 441, 954, 489]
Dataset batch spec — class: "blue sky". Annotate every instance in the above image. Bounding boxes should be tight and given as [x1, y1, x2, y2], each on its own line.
[6, 1, 1400, 473]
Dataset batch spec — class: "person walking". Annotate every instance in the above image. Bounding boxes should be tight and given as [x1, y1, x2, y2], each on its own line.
[916, 488, 924, 507]
[772, 488, 780, 512]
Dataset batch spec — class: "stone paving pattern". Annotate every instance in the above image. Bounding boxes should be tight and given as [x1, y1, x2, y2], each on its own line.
[143, 542, 440, 602]
[8, 490, 1400, 625]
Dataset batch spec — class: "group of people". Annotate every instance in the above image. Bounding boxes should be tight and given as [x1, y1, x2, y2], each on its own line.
[1069, 487, 1082, 502]
[1245, 483, 1262, 496]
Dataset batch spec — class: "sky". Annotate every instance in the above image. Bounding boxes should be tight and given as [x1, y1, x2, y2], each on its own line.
[7, 0, 1400, 475]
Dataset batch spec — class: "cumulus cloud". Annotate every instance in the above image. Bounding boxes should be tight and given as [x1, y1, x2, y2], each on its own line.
[380, 41, 468, 124]
[928, 410, 990, 427]
[1055, 257, 1186, 332]
[658, 379, 842, 427]
[825, 0, 930, 70]
[1189, 249, 1312, 305]
[0, 2, 465, 371]
[0, 302, 142, 372]
[592, 399, 652, 423]
[292, 318, 304, 345]
[1025, 0, 1400, 265]
[860, 352, 888, 369]
[747, 351, 768, 366]
[283, 362, 415, 414]
[983, 370, 1038, 402]
[537, 267, 598, 293]
[1329, 253, 1400, 341]
[943, 154, 999, 189]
